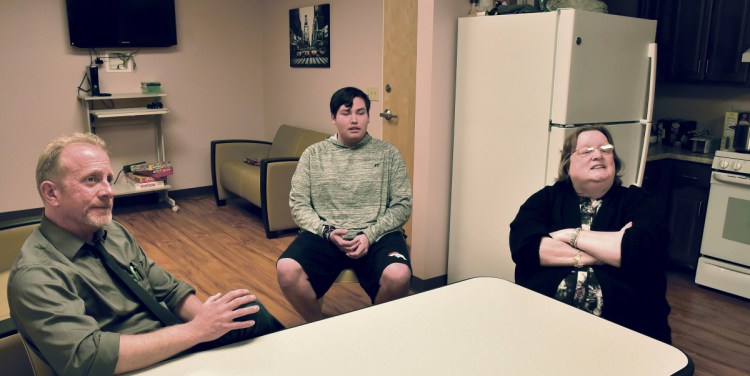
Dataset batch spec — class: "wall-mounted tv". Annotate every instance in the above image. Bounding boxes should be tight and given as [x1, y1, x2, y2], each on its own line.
[65, 0, 177, 48]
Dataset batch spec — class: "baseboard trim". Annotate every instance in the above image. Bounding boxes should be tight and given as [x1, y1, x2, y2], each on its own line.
[410, 274, 448, 293]
[168, 186, 213, 199]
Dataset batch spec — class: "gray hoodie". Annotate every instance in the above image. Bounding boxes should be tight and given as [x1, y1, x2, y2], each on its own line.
[289, 133, 412, 243]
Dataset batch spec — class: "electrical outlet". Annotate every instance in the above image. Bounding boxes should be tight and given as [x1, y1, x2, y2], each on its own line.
[365, 86, 379, 101]
[105, 51, 133, 72]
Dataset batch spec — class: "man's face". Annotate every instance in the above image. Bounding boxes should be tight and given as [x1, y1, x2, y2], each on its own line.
[50, 143, 115, 235]
[332, 97, 369, 147]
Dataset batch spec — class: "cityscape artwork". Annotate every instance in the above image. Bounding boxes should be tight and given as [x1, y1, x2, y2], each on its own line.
[289, 4, 330, 68]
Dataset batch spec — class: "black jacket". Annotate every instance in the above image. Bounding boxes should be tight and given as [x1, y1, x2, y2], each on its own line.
[509, 180, 672, 343]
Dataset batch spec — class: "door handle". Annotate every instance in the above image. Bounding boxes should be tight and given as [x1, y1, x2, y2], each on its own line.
[379, 109, 398, 121]
[713, 172, 750, 187]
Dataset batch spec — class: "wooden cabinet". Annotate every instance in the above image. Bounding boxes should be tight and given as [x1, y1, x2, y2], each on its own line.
[644, 159, 711, 269]
[662, 0, 750, 84]
[667, 184, 708, 269]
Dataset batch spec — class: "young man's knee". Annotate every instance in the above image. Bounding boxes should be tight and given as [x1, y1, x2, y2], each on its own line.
[276, 258, 305, 285]
[381, 263, 411, 286]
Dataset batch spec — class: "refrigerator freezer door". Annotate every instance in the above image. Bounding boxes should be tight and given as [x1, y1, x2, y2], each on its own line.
[546, 123, 648, 187]
[551, 10, 656, 125]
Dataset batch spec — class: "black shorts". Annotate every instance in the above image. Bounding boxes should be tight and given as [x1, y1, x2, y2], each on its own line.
[278, 230, 411, 302]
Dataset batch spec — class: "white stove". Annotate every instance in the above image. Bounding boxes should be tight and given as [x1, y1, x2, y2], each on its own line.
[695, 149, 750, 298]
[712, 150, 750, 175]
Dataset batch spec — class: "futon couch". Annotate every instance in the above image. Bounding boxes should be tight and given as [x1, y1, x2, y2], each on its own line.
[211, 124, 329, 238]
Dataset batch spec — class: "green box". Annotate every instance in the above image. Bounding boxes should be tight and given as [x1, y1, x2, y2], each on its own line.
[141, 82, 162, 94]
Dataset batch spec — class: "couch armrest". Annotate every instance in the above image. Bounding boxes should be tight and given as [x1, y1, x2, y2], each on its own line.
[211, 140, 272, 205]
[261, 157, 301, 238]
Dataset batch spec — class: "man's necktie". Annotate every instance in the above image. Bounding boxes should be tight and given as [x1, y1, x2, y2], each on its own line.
[89, 241, 182, 326]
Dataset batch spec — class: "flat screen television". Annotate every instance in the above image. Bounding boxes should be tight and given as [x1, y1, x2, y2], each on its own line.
[65, 0, 177, 48]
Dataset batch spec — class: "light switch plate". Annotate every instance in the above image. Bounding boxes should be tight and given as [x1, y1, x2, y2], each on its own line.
[365, 86, 379, 101]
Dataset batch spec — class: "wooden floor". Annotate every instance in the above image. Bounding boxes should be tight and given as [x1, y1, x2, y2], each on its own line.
[114, 195, 750, 375]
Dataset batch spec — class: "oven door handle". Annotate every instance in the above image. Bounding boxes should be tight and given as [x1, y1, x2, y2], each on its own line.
[713, 172, 750, 187]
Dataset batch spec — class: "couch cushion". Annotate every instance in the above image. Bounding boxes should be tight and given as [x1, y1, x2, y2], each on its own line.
[220, 162, 262, 206]
[268, 124, 328, 158]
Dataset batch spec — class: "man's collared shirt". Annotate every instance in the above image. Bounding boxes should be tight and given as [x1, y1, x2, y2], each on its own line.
[8, 216, 194, 375]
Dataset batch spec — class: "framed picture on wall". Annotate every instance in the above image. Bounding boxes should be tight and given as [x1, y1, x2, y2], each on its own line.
[289, 4, 330, 68]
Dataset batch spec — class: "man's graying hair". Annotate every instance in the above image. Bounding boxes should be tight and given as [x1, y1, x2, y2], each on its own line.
[36, 132, 108, 195]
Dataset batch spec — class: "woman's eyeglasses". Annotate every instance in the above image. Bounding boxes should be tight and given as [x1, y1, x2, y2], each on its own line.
[575, 144, 614, 158]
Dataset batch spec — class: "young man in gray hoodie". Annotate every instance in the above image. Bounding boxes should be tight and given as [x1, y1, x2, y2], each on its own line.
[277, 87, 413, 322]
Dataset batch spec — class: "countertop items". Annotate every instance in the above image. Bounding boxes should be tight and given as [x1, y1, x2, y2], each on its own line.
[647, 143, 714, 165]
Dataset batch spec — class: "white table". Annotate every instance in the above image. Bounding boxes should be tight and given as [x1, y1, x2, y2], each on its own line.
[132, 277, 690, 375]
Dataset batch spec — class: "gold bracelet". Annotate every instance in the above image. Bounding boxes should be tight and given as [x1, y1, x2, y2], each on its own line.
[570, 227, 582, 249]
[573, 251, 582, 268]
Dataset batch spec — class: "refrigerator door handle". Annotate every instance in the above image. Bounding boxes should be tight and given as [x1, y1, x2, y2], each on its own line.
[634, 44, 657, 187]
[641, 43, 657, 124]
[634, 121, 651, 187]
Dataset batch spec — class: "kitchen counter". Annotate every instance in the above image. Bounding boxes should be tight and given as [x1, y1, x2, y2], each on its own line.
[647, 143, 714, 165]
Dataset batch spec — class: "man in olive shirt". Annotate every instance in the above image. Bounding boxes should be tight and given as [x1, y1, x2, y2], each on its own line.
[8, 133, 282, 375]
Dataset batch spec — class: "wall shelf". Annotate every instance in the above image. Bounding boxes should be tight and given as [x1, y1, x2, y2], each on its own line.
[78, 92, 179, 212]
[90, 107, 170, 118]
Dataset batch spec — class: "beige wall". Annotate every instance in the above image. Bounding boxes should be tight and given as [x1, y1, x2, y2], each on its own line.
[0, 0, 384, 214]
[411, 0, 466, 281]
[260, 1, 384, 137]
[0, 0, 266, 212]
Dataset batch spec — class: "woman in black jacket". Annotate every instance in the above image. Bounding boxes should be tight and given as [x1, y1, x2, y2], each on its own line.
[509, 125, 671, 343]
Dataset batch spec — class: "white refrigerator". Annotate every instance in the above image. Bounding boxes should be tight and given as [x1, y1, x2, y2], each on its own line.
[448, 9, 657, 283]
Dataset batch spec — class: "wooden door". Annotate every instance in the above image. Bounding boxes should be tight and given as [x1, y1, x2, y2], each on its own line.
[382, 0, 417, 239]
